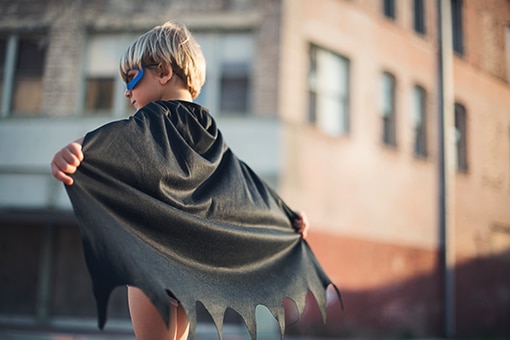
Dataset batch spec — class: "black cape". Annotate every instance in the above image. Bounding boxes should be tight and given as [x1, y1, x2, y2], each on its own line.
[65, 100, 340, 339]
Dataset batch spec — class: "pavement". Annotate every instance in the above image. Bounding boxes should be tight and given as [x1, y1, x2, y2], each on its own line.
[0, 313, 336, 340]
[0, 319, 476, 340]
[0, 323, 332, 340]
[0, 328, 332, 340]
[0, 327, 461, 340]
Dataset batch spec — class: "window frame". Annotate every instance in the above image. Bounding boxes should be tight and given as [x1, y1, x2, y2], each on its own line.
[0, 33, 48, 117]
[451, 0, 464, 55]
[412, 85, 428, 157]
[307, 44, 351, 137]
[380, 71, 397, 147]
[505, 25, 510, 82]
[413, 0, 426, 35]
[383, 0, 397, 20]
[81, 33, 137, 117]
[454, 102, 468, 172]
[194, 31, 254, 116]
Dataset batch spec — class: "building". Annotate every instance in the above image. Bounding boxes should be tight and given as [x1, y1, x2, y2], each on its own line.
[0, 0, 284, 336]
[1, 0, 509, 338]
[278, 0, 510, 338]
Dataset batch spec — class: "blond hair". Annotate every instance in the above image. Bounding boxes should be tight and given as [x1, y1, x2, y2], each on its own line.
[120, 21, 206, 99]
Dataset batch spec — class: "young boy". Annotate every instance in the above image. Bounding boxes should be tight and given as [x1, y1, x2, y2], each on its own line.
[51, 21, 335, 340]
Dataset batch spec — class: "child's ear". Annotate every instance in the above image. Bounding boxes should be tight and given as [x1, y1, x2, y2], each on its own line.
[158, 64, 173, 85]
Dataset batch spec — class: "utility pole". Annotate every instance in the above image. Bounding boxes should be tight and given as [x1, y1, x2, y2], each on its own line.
[436, 0, 456, 337]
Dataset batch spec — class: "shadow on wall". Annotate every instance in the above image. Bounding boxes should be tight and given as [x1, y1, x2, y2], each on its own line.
[286, 250, 510, 339]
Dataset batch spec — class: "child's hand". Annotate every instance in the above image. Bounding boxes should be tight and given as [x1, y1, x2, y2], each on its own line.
[50, 137, 84, 186]
[293, 211, 310, 240]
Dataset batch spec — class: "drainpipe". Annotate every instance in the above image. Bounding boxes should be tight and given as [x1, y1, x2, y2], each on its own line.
[436, 0, 456, 337]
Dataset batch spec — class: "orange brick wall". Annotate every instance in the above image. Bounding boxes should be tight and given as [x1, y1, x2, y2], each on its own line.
[279, 0, 510, 337]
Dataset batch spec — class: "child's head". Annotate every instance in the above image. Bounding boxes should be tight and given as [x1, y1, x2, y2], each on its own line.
[120, 21, 206, 99]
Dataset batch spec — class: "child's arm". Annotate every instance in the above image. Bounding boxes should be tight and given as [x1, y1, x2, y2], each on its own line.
[292, 211, 310, 240]
[50, 137, 84, 186]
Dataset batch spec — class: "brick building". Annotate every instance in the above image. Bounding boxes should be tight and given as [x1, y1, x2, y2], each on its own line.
[0, 0, 509, 338]
[278, 0, 510, 338]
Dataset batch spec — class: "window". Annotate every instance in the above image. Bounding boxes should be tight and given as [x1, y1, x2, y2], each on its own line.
[0, 38, 5, 111]
[83, 34, 137, 116]
[13, 37, 47, 115]
[308, 45, 350, 136]
[454, 103, 468, 172]
[413, 0, 426, 35]
[0, 34, 48, 117]
[85, 78, 114, 111]
[383, 0, 396, 20]
[84, 32, 254, 116]
[451, 0, 464, 55]
[194, 32, 254, 115]
[505, 25, 510, 81]
[380, 72, 397, 146]
[412, 85, 427, 157]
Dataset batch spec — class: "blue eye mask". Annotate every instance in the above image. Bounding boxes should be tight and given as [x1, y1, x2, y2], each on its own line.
[125, 65, 145, 91]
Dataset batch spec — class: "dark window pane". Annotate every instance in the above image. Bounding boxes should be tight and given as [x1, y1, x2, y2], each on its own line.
[85, 78, 114, 112]
[383, 0, 396, 19]
[381, 72, 396, 146]
[220, 76, 249, 113]
[220, 62, 250, 114]
[413, 0, 426, 34]
[451, 0, 464, 55]
[12, 36, 47, 115]
[16, 38, 46, 76]
[455, 103, 468, 172]
[0, 38, 6, 71]
[383, 115, 396, 145]
[0, 38, 6, 109]
[308, 90, 317, 124]
[308, 45, 318, 124]
[414, 86, 427, 157]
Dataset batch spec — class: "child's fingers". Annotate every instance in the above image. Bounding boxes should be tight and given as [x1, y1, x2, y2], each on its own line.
[61, 151, 81, 168]
[62, 144, 83, 166]
[50, 162, 74, 185]
[50, 148, 83, 185]
[68, 142, 84, 161]
[293, 211, 310, 240]
[50, 139, 84, 186]
[53, 152, 78, 174]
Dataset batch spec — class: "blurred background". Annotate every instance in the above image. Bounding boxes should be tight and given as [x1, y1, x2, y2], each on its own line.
[0, 0, 509, 339]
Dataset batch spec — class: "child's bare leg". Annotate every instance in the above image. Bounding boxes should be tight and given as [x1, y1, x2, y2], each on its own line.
[174, 302, 190, 340]
[128, 286, 189, 340]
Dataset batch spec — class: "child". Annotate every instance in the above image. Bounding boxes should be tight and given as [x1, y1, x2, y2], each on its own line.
[51, 21, 337, 340]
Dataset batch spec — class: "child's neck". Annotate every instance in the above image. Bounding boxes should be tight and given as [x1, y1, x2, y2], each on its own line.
[164, 88, 193, 102]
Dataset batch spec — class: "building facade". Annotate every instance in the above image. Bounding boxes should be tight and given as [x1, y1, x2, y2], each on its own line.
[279, 0, 510, 338]
[1, 0, 510, 338]
[0, 0, 285, 335]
